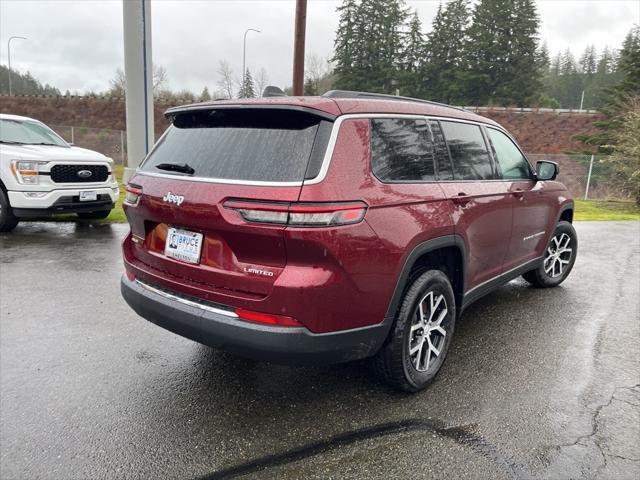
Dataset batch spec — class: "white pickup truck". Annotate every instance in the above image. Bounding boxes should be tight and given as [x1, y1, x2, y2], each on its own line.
[0, 114, 119, 232]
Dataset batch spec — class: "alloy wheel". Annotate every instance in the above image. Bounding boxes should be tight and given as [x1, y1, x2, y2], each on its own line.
[408, 291, 448, 372]
[544, 232, 573, 278]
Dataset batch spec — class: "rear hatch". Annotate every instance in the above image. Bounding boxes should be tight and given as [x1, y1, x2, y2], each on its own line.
[125, 106, 333, 301]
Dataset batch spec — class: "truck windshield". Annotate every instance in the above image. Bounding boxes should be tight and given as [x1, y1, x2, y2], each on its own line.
[0, 119, 69, 147]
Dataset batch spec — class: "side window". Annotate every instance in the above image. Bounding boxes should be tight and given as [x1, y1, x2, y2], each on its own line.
[429, 120, 453, 180]
[440, 121, 494, 180]
[370, 118, 436, 182]
[486, 128, 532, 180]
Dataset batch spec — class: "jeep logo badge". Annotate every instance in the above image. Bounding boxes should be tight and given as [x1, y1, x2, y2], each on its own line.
[77, 169, 93, 179]
[163, 192, 185, 206]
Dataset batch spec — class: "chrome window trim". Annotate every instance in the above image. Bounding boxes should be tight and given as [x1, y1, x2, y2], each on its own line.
[305, 113, 510, 186]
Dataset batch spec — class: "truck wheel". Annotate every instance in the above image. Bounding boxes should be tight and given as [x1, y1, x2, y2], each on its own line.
[0, 189, 19, 232]
[523, 221, 577, 288]
[77, 210, 111, 220]
[372, 270, 456, 392]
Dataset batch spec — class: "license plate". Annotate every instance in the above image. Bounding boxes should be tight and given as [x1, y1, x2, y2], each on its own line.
[165, 228, 203, 265]
[79, 191, 97, 202]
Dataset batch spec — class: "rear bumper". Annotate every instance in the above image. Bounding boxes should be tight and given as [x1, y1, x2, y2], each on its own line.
[121, 275, 390, 365]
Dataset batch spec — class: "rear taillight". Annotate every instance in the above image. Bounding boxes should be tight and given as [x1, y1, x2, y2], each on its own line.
[124, 184, 143, 205]
[224, 200, 367, 227]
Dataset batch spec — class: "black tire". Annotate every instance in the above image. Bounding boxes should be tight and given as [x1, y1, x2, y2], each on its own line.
[0, 188, 19, 233]
[523, 221, 577, 288]
[77, 210, 111, 220]
[372, 270, 456, 392]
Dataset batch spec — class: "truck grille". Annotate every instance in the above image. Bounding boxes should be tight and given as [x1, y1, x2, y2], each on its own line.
[50, 165, 109, 183]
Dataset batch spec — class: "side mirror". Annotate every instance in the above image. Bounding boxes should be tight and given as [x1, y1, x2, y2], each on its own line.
[536, 160, 558, 181]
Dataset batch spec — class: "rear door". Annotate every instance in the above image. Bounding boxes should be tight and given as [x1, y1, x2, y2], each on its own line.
[125, 107, 331, 300]
[434, 120, 513, 291]
[485, 127, 554, 270]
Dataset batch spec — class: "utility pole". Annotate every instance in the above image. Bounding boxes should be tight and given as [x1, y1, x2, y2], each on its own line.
[292, 0, 307, 96]
[7, 36, 27, 96]
[242, 28, 260, 95]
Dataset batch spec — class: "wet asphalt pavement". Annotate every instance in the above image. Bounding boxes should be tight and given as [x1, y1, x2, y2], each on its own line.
[1, 221, 639, 480]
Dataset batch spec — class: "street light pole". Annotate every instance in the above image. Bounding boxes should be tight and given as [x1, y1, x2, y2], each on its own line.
[242, 28, 260, 94]
[7, 36, 27, 96]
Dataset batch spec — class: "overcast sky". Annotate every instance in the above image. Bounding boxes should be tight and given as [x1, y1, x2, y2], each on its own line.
[1, 0, 638, 94]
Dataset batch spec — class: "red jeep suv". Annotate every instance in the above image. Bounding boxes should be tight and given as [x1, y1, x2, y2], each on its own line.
[121, 91, 577, 392]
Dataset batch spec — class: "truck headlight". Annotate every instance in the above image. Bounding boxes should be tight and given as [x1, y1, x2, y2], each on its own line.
[11, 161, 41, 185]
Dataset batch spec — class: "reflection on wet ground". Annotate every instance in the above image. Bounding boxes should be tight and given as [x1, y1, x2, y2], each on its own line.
[1, 221, 638, 479]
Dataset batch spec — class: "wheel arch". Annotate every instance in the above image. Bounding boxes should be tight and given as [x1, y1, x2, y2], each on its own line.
[384, 235, 466, 320]
[557, 201, 574, 224]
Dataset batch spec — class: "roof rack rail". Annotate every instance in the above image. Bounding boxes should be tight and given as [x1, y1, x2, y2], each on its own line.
[322, 90, 466, 112]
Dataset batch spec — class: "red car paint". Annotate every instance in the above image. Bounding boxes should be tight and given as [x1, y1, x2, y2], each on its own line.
[121, 94, 573, 342]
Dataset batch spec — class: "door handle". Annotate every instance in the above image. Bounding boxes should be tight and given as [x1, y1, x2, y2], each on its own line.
[451, 192, 471, 206]
[513, 188, 524, 200]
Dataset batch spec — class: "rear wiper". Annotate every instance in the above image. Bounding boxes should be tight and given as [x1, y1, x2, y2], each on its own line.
[155, 162, 195, 175]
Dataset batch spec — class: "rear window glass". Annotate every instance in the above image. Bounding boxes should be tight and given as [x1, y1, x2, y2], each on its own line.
[141, 109, 323, 182]
[440, 121, 494, 180]
[370, 118, 436, 182]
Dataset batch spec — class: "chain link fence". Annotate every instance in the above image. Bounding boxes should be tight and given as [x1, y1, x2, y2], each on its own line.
[526, 153, 630, 201]
[51, 125, 127, 166]
[48, 125, 629, 201]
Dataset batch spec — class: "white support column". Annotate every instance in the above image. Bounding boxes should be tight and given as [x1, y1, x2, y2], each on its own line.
[122, 0, 154, 184]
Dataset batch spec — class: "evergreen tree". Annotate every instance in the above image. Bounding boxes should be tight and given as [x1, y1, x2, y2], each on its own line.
[615, 26, 640, 99]
[579, 45, 597, 76]
[0, 65, 60, 95]
[332, 0, 361, 90]
[333, 0, 409, 93]
[537, 41, 551, 73]
[303, 77, 318, 95]
[423, 0, 470, 103]
[538, 42, 561, 107]
[463, 0, 541, 106]
[577, 46, 598, 109]
[550, 52, 562, 76]
[560, 48, 577, 75]
[199, 86, 211, 101]
[597, 46, 615, 74]
[577, 26, 640, 152]
[399, 10, 424, 97]
[556, 48, 583, 107]
[238, 69, 256, 98]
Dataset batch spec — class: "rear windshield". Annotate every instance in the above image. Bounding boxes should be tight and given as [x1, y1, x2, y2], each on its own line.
[141, 109, 324, 182]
